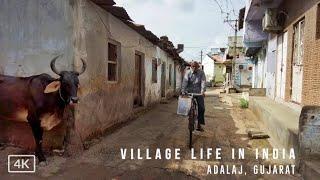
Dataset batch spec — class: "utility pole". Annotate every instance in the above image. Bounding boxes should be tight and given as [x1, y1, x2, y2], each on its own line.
[200, 50, 203, 64]
[224, 19, 238, 88]
[233, 20, 238, 88]
[213, 0, 239, 88]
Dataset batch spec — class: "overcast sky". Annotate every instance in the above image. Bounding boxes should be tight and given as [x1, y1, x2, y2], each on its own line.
[114, 0, 245, 62]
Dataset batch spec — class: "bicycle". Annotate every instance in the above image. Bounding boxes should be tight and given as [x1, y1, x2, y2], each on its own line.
[185, 93, 203, 149]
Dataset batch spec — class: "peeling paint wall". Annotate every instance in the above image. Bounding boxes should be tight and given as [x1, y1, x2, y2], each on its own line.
[0, 0, 74, 76]
[202, 57, 215, 82]
[234, 57, 253, 87]
[0, 0, 183, 149]
[299, 106, 320, 159]
[253, 48, 267, 89]
[0, 0, 74, 149]
[214, 63, 226, 83]
[265, 34, 277, 99]
[73, 0, 180, 141]
[175, 64, 183, 92]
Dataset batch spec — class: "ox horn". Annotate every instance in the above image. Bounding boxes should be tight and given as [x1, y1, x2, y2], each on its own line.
[50, 54, 62, 75]
[78, 58, 87, 75]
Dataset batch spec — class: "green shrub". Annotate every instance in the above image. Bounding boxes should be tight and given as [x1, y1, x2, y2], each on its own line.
[240, 98, 249, 108]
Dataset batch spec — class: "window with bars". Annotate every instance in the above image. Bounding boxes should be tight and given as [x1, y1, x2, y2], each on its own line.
[107, 42, 119, 81]
[152, 58, 157, 83]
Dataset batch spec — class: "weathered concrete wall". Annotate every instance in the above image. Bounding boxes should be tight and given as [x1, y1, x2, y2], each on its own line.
[73, 0, 178, 141]
[249, 96, 300, 164]
[265, 34, 277, 99]
[175, 64, 183, 92]
[202, 57, 214, 82]
[299, 106, 320, 159]
[249, 88, 266, 96]
[252, 48, 266, 88]
[298, 105, 320, 178]
[0, 0, 74, 149]
[159, 48, 176, 99]
[255, 48, 266, 88]
[0, 0, 183, 150]
[0, 0, 74, 76]
[214, 63, 226, 83]
[234, 57, 253, 87]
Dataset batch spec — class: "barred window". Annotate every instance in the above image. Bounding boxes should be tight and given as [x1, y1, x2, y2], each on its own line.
[107, 42, 119, 82]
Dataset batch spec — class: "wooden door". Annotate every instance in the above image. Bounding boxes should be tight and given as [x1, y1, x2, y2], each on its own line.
[291, 20, 304, 103]
[134, 54, 142, 107]
[161, 62, 166, 97]
[281, 32, 288, 99]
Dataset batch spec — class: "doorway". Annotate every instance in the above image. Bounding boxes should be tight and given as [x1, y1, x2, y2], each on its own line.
[134, 53, 144, 107]
[291, 19, 304, 103]
[161, 62, 166, 97]
[173, 63, 177, 91]
[276, 32, 288, 100]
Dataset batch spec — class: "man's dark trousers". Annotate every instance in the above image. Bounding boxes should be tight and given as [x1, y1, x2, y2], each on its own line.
[195, 96, 205, 125]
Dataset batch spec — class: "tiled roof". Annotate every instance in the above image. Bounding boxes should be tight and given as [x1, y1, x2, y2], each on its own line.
[91, 0, 186, 65]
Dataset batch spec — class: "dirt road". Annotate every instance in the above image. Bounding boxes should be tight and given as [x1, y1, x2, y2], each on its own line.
[0, 88, 300, 179]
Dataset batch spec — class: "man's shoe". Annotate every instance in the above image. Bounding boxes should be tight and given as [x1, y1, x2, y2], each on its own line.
[196, 126, 204, 132]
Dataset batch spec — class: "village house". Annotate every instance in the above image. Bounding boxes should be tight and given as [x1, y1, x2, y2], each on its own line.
[243, 0, 320, 107]
[204, 36, 253, 88]
[242, 0, 320, 174]
[205, 48, 229, 87]
[0, 0, 186, 150]
[225, 36, 253, 88]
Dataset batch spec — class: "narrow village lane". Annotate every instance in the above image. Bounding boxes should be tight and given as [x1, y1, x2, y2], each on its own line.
[0, 88, 300, 180]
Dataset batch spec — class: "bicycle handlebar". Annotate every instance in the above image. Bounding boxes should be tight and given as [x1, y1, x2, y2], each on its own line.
[188, 93, 202, 95]
[186, 93, 203, 97]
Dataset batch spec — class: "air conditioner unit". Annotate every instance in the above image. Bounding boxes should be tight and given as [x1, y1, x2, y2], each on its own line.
[262, 8, 283, 32]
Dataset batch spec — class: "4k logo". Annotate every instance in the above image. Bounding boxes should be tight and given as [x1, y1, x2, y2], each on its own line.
[8, 155, 36, 173]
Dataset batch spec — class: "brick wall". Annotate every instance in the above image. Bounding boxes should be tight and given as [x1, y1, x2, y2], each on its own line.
[281, 0, 320, 106]
[302, 4, 320, 106]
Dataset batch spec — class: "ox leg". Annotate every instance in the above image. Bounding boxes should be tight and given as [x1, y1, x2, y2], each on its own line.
[28, 117, 46, 162]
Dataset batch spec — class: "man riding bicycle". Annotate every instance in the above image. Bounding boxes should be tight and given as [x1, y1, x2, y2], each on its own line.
[181, 61, 206, 132]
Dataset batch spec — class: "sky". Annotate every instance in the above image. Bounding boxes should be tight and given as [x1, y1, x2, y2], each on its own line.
[114, 0, 245, 62]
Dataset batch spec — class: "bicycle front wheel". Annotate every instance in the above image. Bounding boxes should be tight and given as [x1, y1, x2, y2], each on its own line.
[188, 100, 197, 149]
[189, 128, 192, 149]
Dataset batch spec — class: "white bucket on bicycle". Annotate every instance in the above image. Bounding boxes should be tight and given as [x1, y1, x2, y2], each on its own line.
[177, 96, 192, 116]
